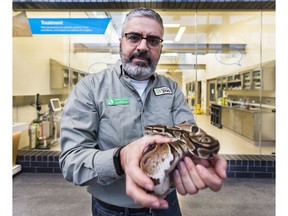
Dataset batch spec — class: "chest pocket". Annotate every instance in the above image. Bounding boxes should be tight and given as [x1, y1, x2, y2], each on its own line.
[97, 97, 141, 150]
[146, 93, 174, 126]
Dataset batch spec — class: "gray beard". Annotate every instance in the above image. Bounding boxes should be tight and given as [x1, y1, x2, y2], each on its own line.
[122, 62, 155, 80]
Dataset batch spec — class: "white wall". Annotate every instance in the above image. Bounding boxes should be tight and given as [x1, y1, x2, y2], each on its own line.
[13, 36, 71, 95]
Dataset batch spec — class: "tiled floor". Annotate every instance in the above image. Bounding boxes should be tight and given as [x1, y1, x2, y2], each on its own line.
[49, 114, 276, 155]
[13, 173, 275, 216]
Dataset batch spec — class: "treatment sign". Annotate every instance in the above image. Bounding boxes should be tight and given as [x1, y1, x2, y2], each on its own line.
[28, 18, 111, 34]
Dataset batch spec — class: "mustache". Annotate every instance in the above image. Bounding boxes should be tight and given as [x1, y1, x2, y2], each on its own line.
[129, 52, 151, 65]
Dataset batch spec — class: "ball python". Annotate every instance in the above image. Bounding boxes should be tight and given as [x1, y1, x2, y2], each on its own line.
[139, 123, 220, 197]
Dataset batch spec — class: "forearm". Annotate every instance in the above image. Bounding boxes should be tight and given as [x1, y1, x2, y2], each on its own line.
[59, 144, 121, 186]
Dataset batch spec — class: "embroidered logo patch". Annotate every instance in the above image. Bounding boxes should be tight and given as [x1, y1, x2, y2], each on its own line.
[153, 87, 172, 96]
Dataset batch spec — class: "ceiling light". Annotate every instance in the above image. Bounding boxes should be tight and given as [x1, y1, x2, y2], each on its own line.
[161, 53, 178, 57]
[174, 27, 186, 42]
[164, 24, 180, 28]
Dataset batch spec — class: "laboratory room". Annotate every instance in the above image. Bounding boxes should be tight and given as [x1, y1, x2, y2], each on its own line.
[12, 1, 276, 216]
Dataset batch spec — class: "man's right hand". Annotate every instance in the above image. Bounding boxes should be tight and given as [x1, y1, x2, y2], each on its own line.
[120, 135, 171, 209]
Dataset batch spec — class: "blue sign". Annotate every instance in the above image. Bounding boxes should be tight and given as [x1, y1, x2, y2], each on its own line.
[28, 18, 111, 35]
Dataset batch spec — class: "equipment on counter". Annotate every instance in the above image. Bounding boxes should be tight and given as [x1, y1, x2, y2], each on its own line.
[28, 94, 62, 149]
[49, 98, 62, 112]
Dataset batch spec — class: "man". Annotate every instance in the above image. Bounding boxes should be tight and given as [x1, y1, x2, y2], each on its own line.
[60, 7, 227, 216]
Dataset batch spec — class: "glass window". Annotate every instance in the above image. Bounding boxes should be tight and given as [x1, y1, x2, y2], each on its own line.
[13, 9, 275, 155]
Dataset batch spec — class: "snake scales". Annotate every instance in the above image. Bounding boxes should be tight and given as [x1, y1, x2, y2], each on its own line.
[139, 123, 220, 197]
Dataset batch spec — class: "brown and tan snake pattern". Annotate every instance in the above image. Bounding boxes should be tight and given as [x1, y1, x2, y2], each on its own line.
[140, 123, 220, 197]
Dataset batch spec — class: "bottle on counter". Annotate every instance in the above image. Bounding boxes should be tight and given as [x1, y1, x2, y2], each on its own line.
[221, 97, 227, 106]
[29, 123, 38, 149]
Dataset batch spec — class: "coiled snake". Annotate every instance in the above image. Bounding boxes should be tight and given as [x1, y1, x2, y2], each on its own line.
[140, 123, 220, 197]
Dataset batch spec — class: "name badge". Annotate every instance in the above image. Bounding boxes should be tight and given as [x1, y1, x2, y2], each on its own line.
[106, 97, 129, 106]
[153, 87, 172, 96]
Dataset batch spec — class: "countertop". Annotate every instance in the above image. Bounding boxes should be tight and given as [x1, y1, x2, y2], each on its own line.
[211, 102, 275, 113]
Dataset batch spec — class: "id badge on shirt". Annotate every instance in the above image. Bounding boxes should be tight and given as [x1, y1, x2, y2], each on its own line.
[106, 97, 129, 106]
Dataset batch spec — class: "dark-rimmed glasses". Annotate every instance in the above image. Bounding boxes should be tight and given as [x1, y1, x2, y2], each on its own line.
[123, 33, 163, 48]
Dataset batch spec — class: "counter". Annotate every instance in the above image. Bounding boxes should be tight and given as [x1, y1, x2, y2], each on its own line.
[218, 104, 275, 143]
[13, 122, 29, 175]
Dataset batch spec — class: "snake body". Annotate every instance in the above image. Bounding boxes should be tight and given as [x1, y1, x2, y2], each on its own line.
[140, 123, 220, 197]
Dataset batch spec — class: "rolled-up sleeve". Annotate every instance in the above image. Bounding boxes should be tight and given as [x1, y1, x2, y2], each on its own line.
[59, 78, 122, 186]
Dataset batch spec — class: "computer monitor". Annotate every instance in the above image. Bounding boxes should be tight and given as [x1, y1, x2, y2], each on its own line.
[49, 98, 62, 112]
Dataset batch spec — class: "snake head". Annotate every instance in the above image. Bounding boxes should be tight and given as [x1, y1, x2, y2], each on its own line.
[144, 125, 175, 139]
[188, 133, 220, 159]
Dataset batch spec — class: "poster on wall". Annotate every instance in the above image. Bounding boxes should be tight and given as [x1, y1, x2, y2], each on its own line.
[28, 18, 111, 35]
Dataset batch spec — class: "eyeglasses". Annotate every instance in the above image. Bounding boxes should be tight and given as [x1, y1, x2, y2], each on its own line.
[123, 33, 163, 48]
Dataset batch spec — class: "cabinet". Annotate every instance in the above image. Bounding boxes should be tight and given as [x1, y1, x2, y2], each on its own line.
[216, 60, 275, 92]
[251, 70, 261, 89]
[226, 74, 241, 90]
[242, 111, 254, 139]
[241, 67, 274, 91]
[209, 82, 216, 102]
[210, 104, 222, 128]
[50, 59, 87, 89]
[221, 107, 275, 141]
[221, 107, 233, 130]
[71, 69, 87, 88]
[50, 59, 70, 89]
[242, 70, 251, 90]
[258, 66, 275, 91]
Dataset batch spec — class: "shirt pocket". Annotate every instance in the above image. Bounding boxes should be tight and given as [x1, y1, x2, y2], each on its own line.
[151, 94, 174, 126]
[98, 104, 133, 148]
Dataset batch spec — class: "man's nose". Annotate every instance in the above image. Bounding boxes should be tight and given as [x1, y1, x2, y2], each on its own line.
[136, 38, 149, 51]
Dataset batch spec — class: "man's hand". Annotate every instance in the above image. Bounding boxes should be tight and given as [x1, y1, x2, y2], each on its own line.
[120, 135, 171, 209]
[173, 155, 227, 195]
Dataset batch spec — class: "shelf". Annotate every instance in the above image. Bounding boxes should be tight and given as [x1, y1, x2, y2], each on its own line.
[50, 59, 88, 89]
[227, 80, 241, 83]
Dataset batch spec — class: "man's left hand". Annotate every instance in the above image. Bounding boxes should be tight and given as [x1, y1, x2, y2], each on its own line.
[172, 155, 227, 195]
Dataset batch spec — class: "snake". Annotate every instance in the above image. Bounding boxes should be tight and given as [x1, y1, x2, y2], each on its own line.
[139, 123, 220, 197]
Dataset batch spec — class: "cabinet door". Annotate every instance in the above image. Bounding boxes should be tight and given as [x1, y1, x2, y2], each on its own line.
[242, 71, 251, 90]
[78, 72, 86, 80]
[71, 70, 78, 88]
[251, 70, 261, 90]
[70, 70, 88, 88]
[242, 112, 255, 140]
[209, 82, 216, 102]
[50, 59, 69, 89]
[262, 67, 275, 91]
[221, 107, 233, 130]
[233, 110, 242, 134]
[227, 74, 242, 90]
[250, 67, 275, 91]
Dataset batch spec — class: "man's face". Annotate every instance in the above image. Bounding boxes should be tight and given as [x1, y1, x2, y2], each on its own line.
[119, 16, 163, 80]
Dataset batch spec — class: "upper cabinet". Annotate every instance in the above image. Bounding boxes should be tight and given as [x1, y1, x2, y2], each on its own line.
[242, 70, 251, 90]
[50, 59, 70, 89]
[241, 66, 275, 91]
[50, 59, 88, 89]
[226, 73, 241, 90]
[216, 60, 275, 93]
[71, 69, 87, 88]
